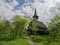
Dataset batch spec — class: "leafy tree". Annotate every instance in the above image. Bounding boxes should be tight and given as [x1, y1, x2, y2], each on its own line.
[28, 18, 38, 35]
[0, 19, 7, 37]
[48, 14, 60, 37]
[0, 17, 16, 40]
[12, 15, 28, 37]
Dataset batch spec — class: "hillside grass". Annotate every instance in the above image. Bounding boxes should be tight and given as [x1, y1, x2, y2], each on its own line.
[0, 36, 60, 45]
[31, 35, 60, 45]
[0, 37, 29, 45]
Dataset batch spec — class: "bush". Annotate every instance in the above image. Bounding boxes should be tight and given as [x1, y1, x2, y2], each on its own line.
[31, 36, 46, 42]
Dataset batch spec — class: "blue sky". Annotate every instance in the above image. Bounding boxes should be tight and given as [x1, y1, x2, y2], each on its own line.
[0, 0, 60, 24]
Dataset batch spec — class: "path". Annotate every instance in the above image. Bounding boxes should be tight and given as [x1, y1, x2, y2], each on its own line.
[26, 36, 36, 45]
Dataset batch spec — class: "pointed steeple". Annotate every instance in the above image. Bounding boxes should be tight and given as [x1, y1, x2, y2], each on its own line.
[33, 9, 38, 19]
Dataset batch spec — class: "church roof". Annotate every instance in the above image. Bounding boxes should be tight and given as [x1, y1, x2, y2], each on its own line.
[35, 21, 47, 28]
[32, 9, 47, 28]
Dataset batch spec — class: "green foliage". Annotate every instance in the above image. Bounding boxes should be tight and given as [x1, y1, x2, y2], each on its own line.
[28, 18, 38, 35]
[0, 15, 29, 40]
[12, 15, 28, 37]
[0, 37, 29, 45]
[0, 19, 16, 40]
[28, 18, 38, 31]
[48, 14, 60, 37]
[31, 36, 60, 45]
[31, 36, 46, 42]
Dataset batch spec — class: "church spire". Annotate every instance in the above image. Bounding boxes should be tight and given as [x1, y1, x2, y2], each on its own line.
[33, 9, 38, 19]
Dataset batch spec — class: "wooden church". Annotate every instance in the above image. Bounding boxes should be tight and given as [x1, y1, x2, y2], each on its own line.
[27, 9, 49, 35]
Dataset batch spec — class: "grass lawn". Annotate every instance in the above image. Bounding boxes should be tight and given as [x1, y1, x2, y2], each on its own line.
[36, 41, 60, 45]
[0, 36, 60, 45]
[0, 37, 29, 45]
[31, 35, 60, 45]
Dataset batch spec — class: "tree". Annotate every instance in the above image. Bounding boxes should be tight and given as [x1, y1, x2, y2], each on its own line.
[48, 14, 60, 37]
[28, 18, 38, 35]
[0, 19, 11, 37]
[12, 15, 28, 37]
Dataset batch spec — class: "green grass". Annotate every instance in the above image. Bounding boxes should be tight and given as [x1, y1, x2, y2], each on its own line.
[0, 36, 60, 45]
[0, 37, 29, 45]
[31, 35, 60, 45]
[35, 41, 60, 45]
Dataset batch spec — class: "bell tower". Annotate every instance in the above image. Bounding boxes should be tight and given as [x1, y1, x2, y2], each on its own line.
[33, 9, 38, 19]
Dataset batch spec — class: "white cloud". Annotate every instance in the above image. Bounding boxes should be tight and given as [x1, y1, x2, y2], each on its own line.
[0, 0, 19, 20]
[33, 0, 59, 22]
[7, 0, 18, 9]
[18, 0, 59, 23]
[0, 0, 60, 23]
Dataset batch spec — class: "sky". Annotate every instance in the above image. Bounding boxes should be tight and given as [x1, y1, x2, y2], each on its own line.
[0, 0, 60, 24]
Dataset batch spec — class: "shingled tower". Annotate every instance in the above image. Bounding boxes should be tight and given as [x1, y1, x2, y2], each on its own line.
[33, 9, 38, 19]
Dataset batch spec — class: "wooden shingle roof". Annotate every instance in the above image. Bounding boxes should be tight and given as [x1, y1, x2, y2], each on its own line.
[35, 21, 47, 28]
